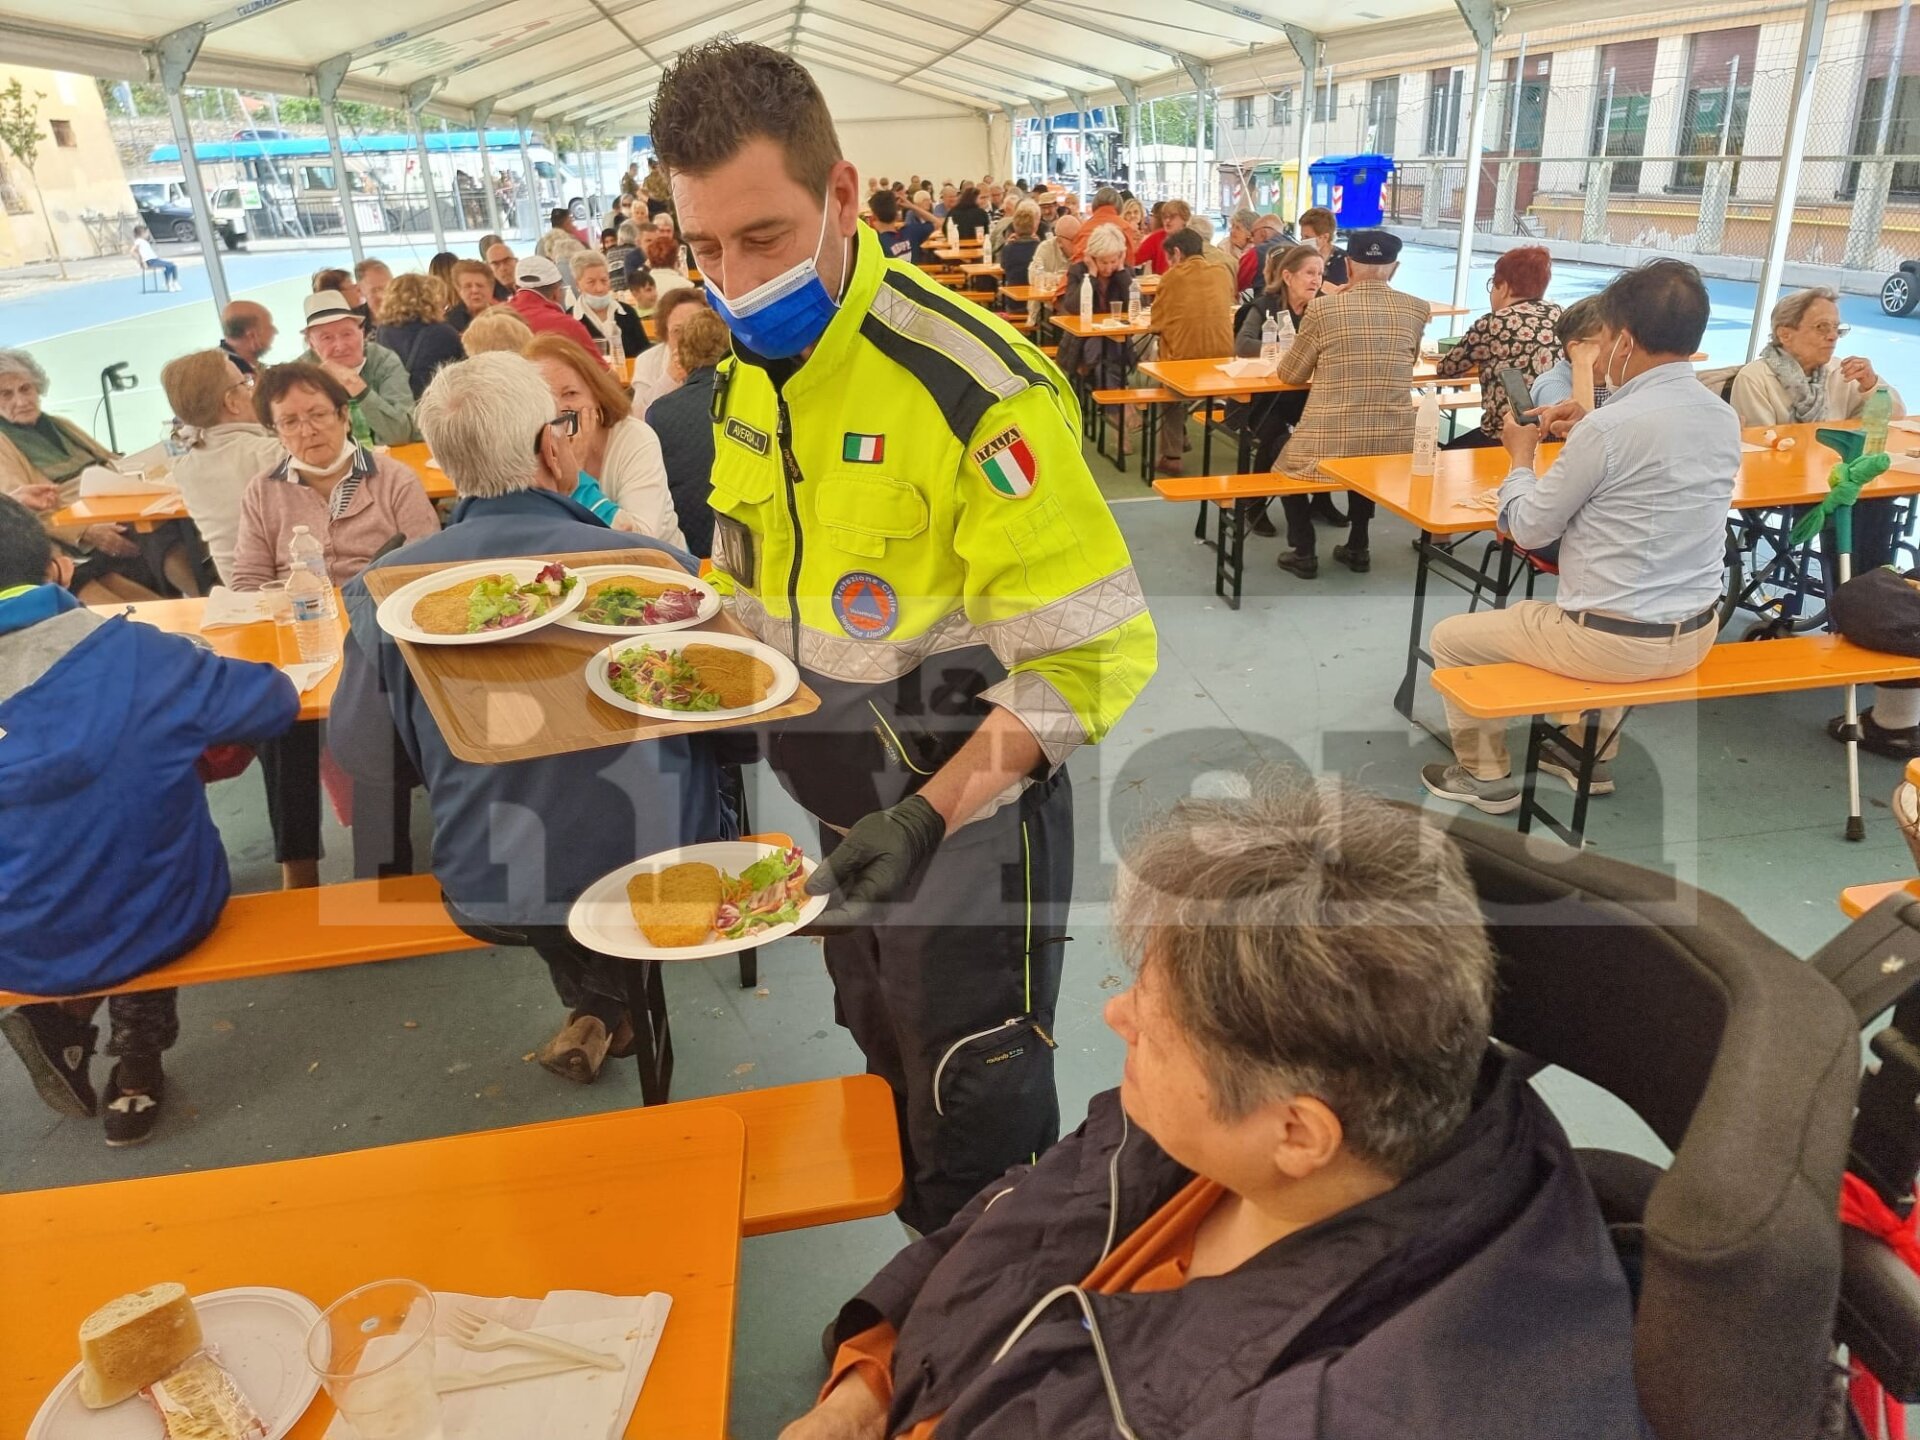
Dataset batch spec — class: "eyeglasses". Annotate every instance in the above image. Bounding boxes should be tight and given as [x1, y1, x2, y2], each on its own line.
[1807, 323, 1851, 340]
[531, 409, 580, 454]
[273, 407, 345, 435]
[228, 375, 255, 395]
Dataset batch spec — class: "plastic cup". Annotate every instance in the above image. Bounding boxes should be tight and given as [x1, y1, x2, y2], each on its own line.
[306, 1280, 443, 1440]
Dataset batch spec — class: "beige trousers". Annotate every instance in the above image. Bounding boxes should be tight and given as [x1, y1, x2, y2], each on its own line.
[1430, 600, 1719, 780]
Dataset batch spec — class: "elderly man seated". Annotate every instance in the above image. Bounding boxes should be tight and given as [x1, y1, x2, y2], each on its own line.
[331, 352, 724, 1083]
[510, 254, 602, 357]
[297, 291, 419, 445]
[783, 776, 1645, 1440]
[1422, 260, 1735, 813]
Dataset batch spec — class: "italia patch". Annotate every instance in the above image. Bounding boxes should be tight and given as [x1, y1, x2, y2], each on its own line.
[831, 571, 899, 639]
[972, 425, 1037, 499]
[842, 432, 886, 464]
[724, 417, 770, 456]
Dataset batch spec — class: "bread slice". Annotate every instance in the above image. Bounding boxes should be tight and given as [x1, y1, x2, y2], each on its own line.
[627, 862, 722, 946]
[78, 1282, 203, 1408]
[682, 645, 775, 709]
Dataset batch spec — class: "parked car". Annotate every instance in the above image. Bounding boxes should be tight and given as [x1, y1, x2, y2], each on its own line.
[129, 180, 248, 250]
[1882, 260, 1919, 318]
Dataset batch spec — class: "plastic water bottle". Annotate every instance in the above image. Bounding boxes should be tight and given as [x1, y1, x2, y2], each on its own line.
[1127, 275, 1142, 322]
[1273, 309, 1296, 356]
[286, 525, 340, 665]
[1260, 313, 1280, 364]
[1412, 387, 1441, 476]
[1864, 384, 1893, 456]
[947, 217, 959, 248]
[606, 317, 625, 374]
[1079, 274, 1094, 326]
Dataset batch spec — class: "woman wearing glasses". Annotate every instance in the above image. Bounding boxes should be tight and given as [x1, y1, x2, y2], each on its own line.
[159, 351, 284, 588]
[1433, 245, 1562, 449]
[1734, 289, 1913, 756]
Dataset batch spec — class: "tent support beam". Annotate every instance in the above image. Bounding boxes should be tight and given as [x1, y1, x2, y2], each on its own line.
[516, 109, 541, 243]
[472, 101, 504, 237]
[1179, 59, 1208, 209]
[1284, 26, 1319, 226]
[1748, 0, 1830, 359]
[1449, 0, 1501, 323]
[315, 55, 366, 265]
[153, 24, 232, 314]
[407, 81, 449, 254]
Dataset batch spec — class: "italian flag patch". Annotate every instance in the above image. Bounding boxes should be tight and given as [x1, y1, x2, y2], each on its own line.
[972, 426, 1037, 499]
[842, 432, 885, 463]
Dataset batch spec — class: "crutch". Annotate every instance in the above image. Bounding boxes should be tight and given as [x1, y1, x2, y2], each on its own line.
[1791, 433, 1892, 841]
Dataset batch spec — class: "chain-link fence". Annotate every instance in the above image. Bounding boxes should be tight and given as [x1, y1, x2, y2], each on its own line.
[1207, 9, 1920, 275]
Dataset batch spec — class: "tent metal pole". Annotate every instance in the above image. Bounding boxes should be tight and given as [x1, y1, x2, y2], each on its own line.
[1449, 27, 1497, 322]
[516, 109, 541, 242]
[1282, 26, 1321, 227]
[1748, 0, 1830, 359]
[316, 56, 366, 266]
[472, 102, 504, 238]
[409, 110, 448, 254]
[154, 26, 232, 314]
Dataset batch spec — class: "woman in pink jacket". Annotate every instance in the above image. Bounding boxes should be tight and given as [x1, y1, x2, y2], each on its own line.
[231, 362, 439, 590]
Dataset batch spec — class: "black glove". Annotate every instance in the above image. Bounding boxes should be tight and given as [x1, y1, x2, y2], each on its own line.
[804, 794, 948, 931]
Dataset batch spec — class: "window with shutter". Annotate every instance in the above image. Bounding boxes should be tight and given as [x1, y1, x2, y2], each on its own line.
[1589, 38, 1658, 190]
[1672, 26, 1759, 190]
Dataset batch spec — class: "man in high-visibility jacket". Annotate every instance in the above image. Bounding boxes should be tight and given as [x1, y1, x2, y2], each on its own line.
[653, 41, 1157, 1234]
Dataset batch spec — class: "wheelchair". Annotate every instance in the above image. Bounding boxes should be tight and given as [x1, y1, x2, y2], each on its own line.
[1438, 814, 1920, 1440]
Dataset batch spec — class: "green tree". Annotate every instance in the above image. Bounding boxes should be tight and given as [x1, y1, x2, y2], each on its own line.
[0, 79, 68, 279]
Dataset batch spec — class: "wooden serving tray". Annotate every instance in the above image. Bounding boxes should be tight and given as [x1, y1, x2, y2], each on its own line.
[361, 547, 818, 764]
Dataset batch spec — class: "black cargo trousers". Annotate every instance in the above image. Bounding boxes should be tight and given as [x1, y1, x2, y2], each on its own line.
[818, 768, 1074, 1234]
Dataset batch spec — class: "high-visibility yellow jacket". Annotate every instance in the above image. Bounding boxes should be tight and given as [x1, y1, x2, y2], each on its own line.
[707, 224, 1157, 828]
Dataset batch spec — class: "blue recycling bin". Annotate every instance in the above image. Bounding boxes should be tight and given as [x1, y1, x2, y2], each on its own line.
[1306, 153, 1396, 230]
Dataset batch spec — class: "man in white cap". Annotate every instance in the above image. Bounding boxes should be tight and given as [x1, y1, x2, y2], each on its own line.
[508, 254, 602, 357]
[296, 290, 419, 445]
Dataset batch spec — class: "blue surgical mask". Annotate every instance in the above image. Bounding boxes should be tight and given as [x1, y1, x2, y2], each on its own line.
[707, 193, 844, 360]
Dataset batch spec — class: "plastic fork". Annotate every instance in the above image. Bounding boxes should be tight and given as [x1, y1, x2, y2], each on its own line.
[447, 1309, 624, 1371]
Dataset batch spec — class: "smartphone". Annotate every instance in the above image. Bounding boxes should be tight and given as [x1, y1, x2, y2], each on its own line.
[1497, 366, 1538, 424]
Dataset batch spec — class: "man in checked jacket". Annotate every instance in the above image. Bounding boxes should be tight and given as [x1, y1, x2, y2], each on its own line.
[1269, 228, 1432, 580]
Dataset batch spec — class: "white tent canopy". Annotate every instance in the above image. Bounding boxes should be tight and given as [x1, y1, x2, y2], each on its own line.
[0, 0, 1829, 349]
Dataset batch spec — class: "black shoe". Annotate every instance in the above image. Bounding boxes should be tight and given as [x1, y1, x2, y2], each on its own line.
[1332, 544, 1371, 573]
[102, 1063, 164, 1147]
[1828, 708, 1920, 759]
[1247, 506, 1278, 538]
[1276, 551, 1319, 579]
[1310, 494, 1348, 525]
[0, 1005, 97, 1118]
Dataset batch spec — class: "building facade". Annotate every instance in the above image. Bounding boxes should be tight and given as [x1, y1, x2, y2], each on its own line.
[0, 64, 134, 269]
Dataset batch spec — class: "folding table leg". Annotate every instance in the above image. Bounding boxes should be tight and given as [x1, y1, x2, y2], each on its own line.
[1194, 500, 1209, 541]
[1393, 533, 1437, 718]
[1517, 718, 1547, 837]
[1226, 500, 1247, 610]
[1200, 403, 1212, 475]
[622, 960, 675, 1106]
[1213, 504, 1230, 600]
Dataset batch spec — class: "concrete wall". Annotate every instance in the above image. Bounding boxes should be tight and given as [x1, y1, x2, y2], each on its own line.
[0, 66, 134, 268]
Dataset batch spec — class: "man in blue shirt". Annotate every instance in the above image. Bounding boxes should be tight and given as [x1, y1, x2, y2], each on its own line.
[1421, 260, 1738, 813]
[0, 494, 298, 1145]
[330, 352, 724, 1084]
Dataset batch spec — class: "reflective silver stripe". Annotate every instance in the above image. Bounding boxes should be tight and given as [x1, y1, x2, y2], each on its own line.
[973, 568, 1148, 671]
[870, 284, 1031, 407]
[982, 668, 1087, 769]
[730, 587, 991, 685]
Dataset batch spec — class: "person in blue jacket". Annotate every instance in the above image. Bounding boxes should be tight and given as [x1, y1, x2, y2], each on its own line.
[0, 494, 298, 1146]
[329, 353, 724, 1084]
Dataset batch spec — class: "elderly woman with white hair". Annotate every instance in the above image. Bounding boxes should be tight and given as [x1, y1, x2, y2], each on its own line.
[567, 248, 649, 360]
[0, 347, 199, 602]
[330, 352, 721, 1086]
[785, 776, 1645, 1440]
[1732, 289, 1914, 755]
[1054, 223, 1136, 413]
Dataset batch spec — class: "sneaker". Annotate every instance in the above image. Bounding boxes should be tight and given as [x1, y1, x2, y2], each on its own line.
[1276, 551, 1319, 579]
[0, 1005, 98, 1117]
[101, 1064, 164, 1147]
[1332, 544, 1371, 574]
[1310, 494, 1349, 525]
[1828, 708, 1920, 760]
[1420, 763, 1522, 815]
[536, 1014, 613, 1084]
[1537, 731, 1616, 796]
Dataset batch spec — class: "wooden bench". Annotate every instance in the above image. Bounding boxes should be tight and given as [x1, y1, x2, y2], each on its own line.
[1840, 879, 1920, 918]
[1432, 636, 1920, 845]
[1090, 386, 1179, 479]
[1151, 470, 1342, 610]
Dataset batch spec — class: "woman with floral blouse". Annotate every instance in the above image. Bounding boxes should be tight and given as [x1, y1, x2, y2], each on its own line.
[1435, 246, 1562, 448]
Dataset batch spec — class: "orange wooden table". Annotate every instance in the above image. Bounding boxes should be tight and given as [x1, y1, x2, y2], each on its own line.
[387, 443, 458, 501]
[92, 594, 338, 721]
[50, 489, 188, 531]
[1140, 356, 1458, 402]
[0, 1106, 745, 1440]
[1841, 878, 1920, 918]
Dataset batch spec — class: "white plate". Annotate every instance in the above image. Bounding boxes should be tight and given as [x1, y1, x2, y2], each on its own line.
[584, 632, 799, 722]
[30, 1286, 322, 1440]
[568, 840, 829, 960]
[554, 565, 721, 636]
[373, 558, 586, 645]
